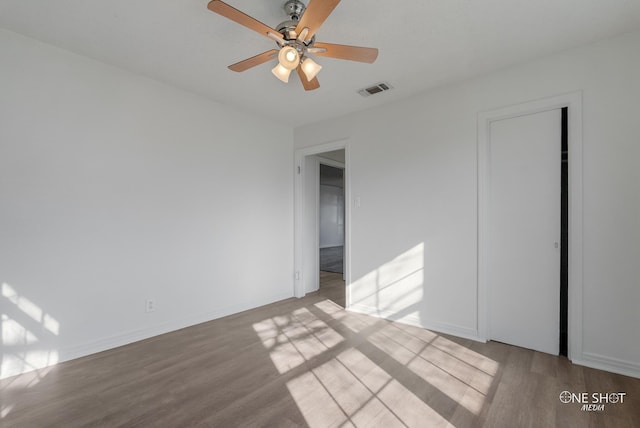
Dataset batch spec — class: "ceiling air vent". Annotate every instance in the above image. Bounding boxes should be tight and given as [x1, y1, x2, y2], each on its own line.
[358, 82, 393, 97]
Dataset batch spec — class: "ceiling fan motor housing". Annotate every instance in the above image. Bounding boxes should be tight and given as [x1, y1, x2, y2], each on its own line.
[276, 20, 299, 38]
[276, 1, 314, 57]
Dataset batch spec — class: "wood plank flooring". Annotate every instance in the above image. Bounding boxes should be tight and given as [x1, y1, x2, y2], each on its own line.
[2, 273, 639, 427]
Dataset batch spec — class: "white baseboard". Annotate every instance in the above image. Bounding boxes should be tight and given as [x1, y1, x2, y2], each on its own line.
[2, 291, 293, 380]
[573, 352, 640, 379]
[423, 320, 484, 342]
[348, 303, 423, 329]
[347, 304, 640, 379]
[62, 291, 293, 362]
[348, 303, 482, 342]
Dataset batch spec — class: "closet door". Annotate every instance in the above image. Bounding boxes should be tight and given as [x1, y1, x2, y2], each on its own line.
[488, 109, 561, 355]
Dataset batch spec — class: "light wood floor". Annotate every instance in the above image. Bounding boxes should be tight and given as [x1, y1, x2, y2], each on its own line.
[2, 273, 639, 427]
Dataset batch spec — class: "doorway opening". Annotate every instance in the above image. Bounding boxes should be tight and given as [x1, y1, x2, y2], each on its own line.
[318, 156, 346, 307]
[294, 141, 350, 308]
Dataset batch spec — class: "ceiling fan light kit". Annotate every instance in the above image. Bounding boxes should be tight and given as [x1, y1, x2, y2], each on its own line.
[207, 0, 378, 91]
[272, 63, 293, 83]
[277, 45, 301, 70]
[300, 57, 322, 81]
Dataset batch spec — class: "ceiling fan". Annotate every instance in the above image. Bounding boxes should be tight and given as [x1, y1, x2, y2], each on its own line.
[207, 0, 379, 91]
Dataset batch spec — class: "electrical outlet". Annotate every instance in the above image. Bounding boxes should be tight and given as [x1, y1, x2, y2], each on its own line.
[145, 299, 155, 313]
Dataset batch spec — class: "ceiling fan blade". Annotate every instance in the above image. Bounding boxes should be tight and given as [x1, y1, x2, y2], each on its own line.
[228, 49, 279, 72]
[208, 0, 284, 42]
[295, 0, 341, 41]
[312, 42, 378, 63]
[296, 66, 320, 91]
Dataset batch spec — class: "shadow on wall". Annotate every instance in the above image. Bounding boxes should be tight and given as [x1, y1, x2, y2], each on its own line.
[349, 243, 426, 326]
[1, 282, 60, 381]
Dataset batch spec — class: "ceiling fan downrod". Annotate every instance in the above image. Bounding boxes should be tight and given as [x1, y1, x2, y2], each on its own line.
[276, 0, 312, 46]
[284, 0, 306, 21]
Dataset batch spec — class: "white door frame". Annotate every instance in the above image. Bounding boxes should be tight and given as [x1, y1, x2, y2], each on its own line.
[294, 139, 350, 303]
[477, 92, 583, 360]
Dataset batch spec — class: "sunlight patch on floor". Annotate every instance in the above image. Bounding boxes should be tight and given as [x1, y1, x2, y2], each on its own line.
[367, 324, 497, 415]
[432, 336, 500, 377]
[252, 307, 344, 374]
[1, 404, 14, 418]
[313, 299, 343, 317]
[287, 347, 453, 428]
[314, 299, 381, 333]
[255, 290, 501, 426]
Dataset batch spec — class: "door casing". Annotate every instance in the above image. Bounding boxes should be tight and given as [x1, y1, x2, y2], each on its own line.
[294, 139, 350, 303]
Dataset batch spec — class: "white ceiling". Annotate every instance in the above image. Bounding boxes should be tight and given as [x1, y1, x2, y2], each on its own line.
[2, 0, 640, 126]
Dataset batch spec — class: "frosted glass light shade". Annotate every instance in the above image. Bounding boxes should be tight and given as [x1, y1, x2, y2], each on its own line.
[301, 57, 322, 81]
[272, 63, 293, 83]
[278, 46, 300, 70]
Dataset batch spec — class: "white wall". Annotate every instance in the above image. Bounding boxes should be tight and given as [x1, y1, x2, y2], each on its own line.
[294, 30, 640, 377]
[0, 29, 294, 379]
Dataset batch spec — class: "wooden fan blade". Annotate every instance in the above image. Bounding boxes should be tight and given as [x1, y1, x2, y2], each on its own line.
[296, 66, 320, 91]
[312, 42, 378, 63]
[295, 0, 341, 41]
[208, 0, 284, 42]
[228, 49, 279, 72]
